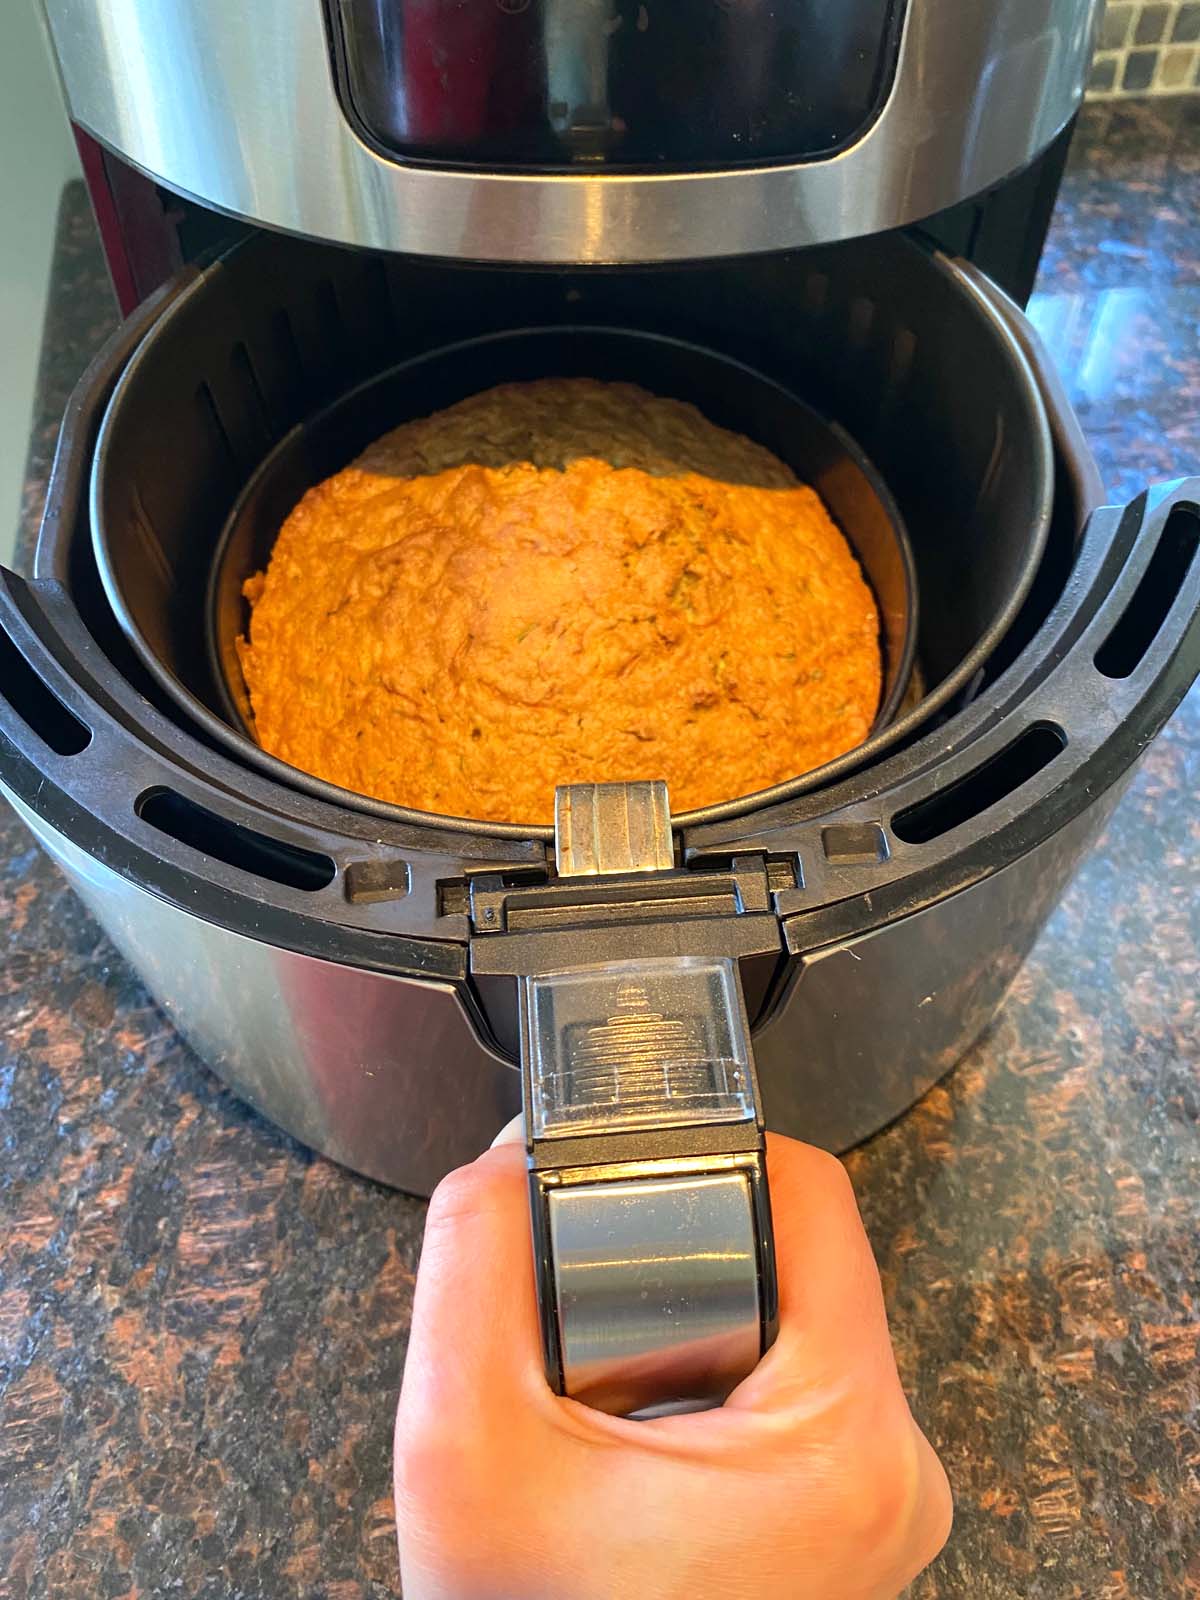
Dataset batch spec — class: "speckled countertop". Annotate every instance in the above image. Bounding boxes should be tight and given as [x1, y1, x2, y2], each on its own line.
[2, 100, 1198, 1600]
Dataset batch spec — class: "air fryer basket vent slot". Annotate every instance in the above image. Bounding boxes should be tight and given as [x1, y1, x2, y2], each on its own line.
[315, 278, 341, 339]
[268, 308, 306, 394]
[848, 296, 876, 348]
[0, 630, 91, 756]
[803, 271, 829, 312]
[891, 723, 1066, 846]
[1095, 504, 1199, 680]
[136, 787, 336, 891]
[228, 341, 274, 453]
[881, 326, 916, 399]
[194, 381, 238, 474]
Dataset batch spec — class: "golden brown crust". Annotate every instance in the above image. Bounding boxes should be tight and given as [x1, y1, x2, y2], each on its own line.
[238, 381, 881, 824]
[352, 378, 800, 486]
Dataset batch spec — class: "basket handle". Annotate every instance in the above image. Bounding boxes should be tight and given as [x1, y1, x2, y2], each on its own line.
[521, 782, 777, 1416]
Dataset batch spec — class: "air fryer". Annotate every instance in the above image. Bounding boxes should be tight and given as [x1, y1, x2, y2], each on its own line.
[7, 0, 1198, 1412]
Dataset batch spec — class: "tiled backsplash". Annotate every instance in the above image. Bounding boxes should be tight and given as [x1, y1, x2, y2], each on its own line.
[1088, 0, 1200, 96]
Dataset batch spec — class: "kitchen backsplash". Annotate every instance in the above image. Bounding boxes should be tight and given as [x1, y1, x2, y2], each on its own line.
[1088, 0, 1200, 95]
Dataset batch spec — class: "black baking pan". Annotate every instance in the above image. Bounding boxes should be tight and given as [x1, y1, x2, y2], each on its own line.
[204, 327, 918, 746]
[89, 228, 1053, 837]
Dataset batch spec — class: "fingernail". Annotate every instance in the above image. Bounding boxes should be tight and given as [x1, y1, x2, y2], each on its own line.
[490, 1112, 526, 1148]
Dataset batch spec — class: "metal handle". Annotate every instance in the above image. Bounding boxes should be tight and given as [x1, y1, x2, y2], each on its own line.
[522, 784, 778, 1417]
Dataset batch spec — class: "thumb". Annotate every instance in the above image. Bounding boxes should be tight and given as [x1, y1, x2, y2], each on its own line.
[490, 1111, 526, 1147]
[398, 1141, 550, 1434]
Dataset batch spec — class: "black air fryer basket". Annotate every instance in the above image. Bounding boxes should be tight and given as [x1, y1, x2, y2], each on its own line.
[0, 227, 1197, 1179]
[88, 229, 1055, 834]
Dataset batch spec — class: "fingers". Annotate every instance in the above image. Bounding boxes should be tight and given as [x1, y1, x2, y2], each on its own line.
[394, 1141, 562, 1597]
[909, 1424, 955, 1573]
[727, 1133, 901, 1414]
[726, 1136, 952, 1583]
[397, 1142, 548, 1437]
[401, 1130, 902, 1435]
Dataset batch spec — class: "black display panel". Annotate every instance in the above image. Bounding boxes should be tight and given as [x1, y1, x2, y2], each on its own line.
[327, 0, 904, 171]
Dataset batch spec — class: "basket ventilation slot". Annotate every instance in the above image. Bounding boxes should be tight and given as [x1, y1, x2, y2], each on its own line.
[137, 787, 336, 891]
[1095, 504, 1199, 680]
[891, 723, 1066, 846]
[0, 632, 90, 756]
[229, 340, 274, 454]
[194, 381, 237, 475]
[269, 308, 305, 394]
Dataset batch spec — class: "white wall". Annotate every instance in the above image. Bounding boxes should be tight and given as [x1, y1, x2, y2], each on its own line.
[0, 5, 80, 565]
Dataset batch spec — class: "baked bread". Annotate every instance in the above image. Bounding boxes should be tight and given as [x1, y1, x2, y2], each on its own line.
[238, 379, 882, 823]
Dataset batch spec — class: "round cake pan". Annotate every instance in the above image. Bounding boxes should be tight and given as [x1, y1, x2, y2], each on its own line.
[205, 328, 919, 799]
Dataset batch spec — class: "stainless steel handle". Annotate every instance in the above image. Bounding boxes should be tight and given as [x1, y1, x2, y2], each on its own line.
[521, 784, 778, 1417]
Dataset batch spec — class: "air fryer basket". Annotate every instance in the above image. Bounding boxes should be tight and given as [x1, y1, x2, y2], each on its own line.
[1, 228, 1197, 1184]
[90, 229, 1052, 837]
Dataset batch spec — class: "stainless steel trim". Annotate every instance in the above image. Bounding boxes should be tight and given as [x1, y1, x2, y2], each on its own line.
[548, 1169, 761, 1412]
[42, 0, 1100, 263]
[7, 792, 519, 1195]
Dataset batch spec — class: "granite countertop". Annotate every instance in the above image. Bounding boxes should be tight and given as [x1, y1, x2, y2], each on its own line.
[2, 100, 1198, 1599]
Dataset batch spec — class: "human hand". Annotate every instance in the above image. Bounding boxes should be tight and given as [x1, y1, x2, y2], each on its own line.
[394, 1131, 951, 1599]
